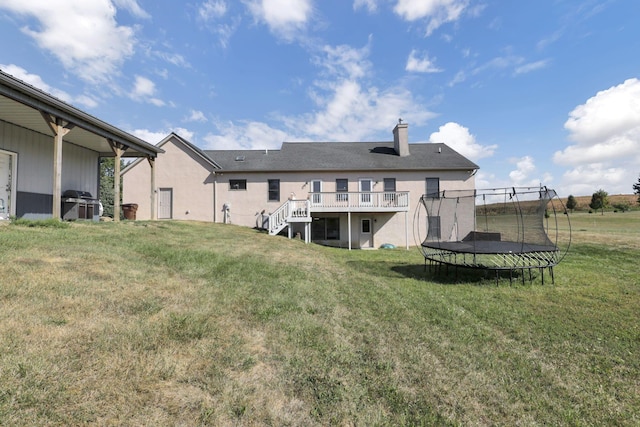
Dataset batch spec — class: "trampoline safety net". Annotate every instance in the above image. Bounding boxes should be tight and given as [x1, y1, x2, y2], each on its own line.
[415, 186, 571, 275]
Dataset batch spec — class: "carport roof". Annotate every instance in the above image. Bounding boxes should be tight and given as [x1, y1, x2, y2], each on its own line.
[0, 69, 162, 158]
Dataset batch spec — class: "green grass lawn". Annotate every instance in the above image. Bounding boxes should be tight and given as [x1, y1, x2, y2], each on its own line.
[0, 212, 638, 426]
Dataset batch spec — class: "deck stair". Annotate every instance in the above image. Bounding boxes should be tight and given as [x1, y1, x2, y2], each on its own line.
[268, 199, 311, 236]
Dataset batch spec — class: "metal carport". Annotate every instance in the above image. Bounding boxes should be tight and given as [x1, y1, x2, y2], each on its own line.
[0, 69, 163, 221]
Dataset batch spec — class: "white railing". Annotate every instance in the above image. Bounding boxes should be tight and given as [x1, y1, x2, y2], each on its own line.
[268, 192, 407, 237]
[308, 191, 409, 211]
[268, 199, 311, 235]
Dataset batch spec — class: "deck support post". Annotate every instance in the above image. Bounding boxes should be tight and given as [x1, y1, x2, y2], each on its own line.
[348, 211, 352, 250]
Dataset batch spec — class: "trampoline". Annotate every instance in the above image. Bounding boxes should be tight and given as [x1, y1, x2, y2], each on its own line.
[415, 186, 571, 283]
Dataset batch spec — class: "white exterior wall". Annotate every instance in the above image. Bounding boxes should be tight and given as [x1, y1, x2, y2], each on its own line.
[0, 119, 99, 218]
[1, 120, 99, 195]
[123, 136, 215, 221]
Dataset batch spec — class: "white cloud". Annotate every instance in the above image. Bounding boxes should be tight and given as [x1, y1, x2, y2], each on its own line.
[555, 78, 640, 195]
[448, 70, 466, 87]
[429, 122, 496, 161]
[353, 0, 378, 13]
[201, 40, 437, 147]
[406, 50, 443, 73]
[393, 0, 469, 36]
[198, 0, 227, 20]
[514, 59, 550, 75]
[472, 55, 524, 75]
[314, 43, 371, 80]
[293, 42, 436, 141]
[508, 156, 537, 185]
[131, 75, 165, 106]
[186, 110, 208, 123]
[113, 0, 150, 19]
[204, 120, 289, 150]
[244, 0, 313, 41]
[131, 127, 195, 145]
[0, 1, 139, 84]
[0, 63, 99, 108]
[559, 164, 628, 197]
[133, 76, 156, 97]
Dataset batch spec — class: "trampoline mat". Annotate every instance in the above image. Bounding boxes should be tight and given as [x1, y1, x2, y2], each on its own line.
[422, 240, 557, 255]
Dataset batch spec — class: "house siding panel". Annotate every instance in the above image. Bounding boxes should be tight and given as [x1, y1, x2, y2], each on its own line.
[0, 119, 100, 217]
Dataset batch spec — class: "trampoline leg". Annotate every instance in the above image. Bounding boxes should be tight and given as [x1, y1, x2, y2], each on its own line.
[550, 267, 555, 284]
[541, 268, 545, 285]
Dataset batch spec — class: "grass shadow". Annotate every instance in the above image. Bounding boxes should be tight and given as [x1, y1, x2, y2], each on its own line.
[347, 259, 546, 286]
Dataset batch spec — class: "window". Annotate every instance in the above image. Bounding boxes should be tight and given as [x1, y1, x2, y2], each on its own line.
[383, 178, 396, 203]
[426, 178, 440, 198]
[268, 179, 280, 202]
[383, 178, 396, 192]
[311, 217, 340, 240]
[336, 178, 348, 202]
[361, 219, 371, 234]
[229, 179, 247, 190]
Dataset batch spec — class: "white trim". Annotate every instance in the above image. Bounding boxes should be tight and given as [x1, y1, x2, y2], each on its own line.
[0, 149, 17, 219]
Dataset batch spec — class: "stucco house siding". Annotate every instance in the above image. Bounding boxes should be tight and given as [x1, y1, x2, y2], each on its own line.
[217, 169, 475, 248]
[123, 135, 215, 221]
[121, 125, 479, 249]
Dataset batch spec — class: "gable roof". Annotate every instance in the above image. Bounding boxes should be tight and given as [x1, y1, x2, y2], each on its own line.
[122, 132, 219, 175]
[0, 69, 162, 158]
[206, 141, 479, 173]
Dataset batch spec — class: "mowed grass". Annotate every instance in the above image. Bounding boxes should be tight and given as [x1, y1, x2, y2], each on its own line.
[0, 211, 638, 426]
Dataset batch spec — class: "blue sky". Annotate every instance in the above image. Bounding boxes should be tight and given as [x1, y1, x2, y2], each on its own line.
[1, 0, 639, 196]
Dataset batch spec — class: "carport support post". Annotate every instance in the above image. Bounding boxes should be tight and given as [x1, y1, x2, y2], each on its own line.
[108, 140, 127, 222]
[40, 113, 74, 220]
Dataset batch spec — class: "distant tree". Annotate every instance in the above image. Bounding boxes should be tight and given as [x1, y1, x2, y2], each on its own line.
[589, 189, 608, 215]
[99, 157, 124, 218]
[566, 195, 577, 212]
[612, 201, 630, 212]
[634, 174, 640, 204]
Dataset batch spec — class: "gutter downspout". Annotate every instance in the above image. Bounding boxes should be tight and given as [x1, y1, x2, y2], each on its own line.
[213, 172, 217, 223]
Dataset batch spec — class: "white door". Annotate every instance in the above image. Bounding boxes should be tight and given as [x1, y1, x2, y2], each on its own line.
[311, 180, 322, 205]
[158, 188, 173, 219]
[359, 179, 372, 206]
[0, 151, 16, 220]
[360, 218, 373, 248]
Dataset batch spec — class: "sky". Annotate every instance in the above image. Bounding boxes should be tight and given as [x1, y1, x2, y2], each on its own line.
[0, 0, 639, 197]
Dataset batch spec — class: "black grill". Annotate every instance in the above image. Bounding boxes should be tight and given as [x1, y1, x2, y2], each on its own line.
[61, 190, 99, 220]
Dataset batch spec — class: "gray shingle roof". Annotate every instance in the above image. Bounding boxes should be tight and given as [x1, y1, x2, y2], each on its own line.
[205, 141, 478, 172]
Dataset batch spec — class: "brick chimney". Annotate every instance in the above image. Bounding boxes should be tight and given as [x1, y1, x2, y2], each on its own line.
[393, 119, 409, 157]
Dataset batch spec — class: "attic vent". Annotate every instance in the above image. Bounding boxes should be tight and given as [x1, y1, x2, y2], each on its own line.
[235, 155, 245, 162]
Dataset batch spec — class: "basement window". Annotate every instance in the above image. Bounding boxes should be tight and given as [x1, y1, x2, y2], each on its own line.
[229, 179, 247, 190]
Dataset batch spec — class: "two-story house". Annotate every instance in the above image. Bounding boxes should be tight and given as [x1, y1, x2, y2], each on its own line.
[122, 122, 479, 249]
